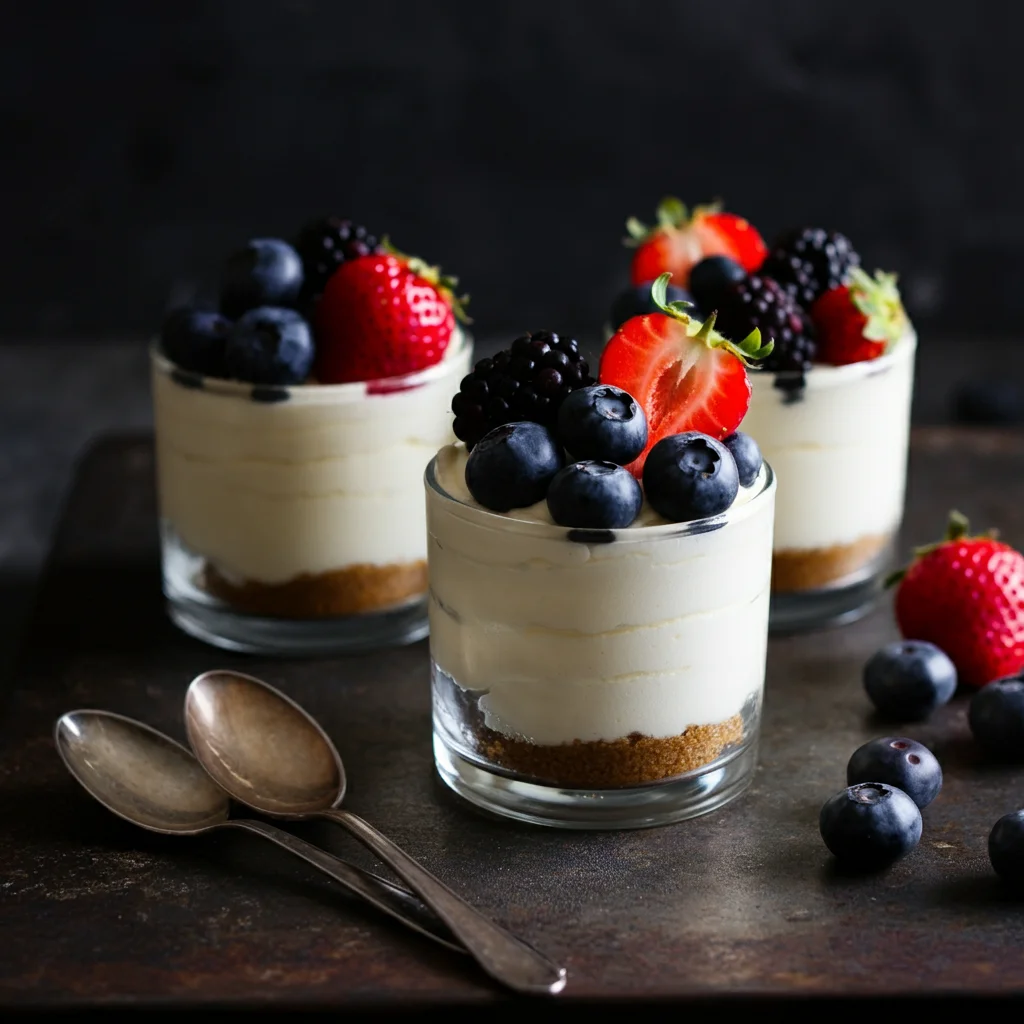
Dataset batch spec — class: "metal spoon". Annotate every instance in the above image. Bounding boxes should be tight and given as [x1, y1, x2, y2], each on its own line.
[183, 669, 568, 996]
[54, 709, 462, 953]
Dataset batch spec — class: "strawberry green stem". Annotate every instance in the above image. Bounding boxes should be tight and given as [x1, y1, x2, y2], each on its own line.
[885, 509, 996, 588]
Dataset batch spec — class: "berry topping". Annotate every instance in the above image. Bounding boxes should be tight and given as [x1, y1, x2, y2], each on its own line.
[812, 269, 909, 366]
[759, 227, 860, 310]
[220, 239, 304, 319]
[862, 640, 958, 721]
[968, 677, 1024, 760]
[292, 216, 380, 304]
[609, 281, 693, 331]
[556, 384, 648, 465]
[846, 737, 943, 809]
[160, 308, 232, 377]
[464, 421, 564, 513]
[599, 274, 772, 474]
[715, 274, 817, 379]
[819, 782, 922, 870]
[989, 810, 1024, 888]
[314, 248, 466, 384]
[688, 255, 748, 317]
[889, 511, 1024, 688]
[452, 331, 595, 450]
[642, 432, 739, 523]
[547, 461, 643, 529]
[224, 307, 315, 385]
[625, 198, 766, 288]
[722, 431, 762, 488]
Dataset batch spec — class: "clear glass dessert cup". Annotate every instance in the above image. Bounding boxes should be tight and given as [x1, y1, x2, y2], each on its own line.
[425, 456, 777, 829]
[151, 331, 473, 655]
[742, 329, 917, 633]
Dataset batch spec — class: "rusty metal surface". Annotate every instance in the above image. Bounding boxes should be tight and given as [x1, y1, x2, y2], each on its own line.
[2, 428, 1024, 1009]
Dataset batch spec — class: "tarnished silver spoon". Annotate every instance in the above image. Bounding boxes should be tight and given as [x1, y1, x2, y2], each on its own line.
[184, 669, 567, 996]
[54, 709, 462, 952]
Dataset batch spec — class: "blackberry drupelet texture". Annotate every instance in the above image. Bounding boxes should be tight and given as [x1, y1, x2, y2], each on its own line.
[715, 275, 817, 377]
[452, 330, 596, 449]
[760, 227, 860, 309]
[293, 216, 380, 302]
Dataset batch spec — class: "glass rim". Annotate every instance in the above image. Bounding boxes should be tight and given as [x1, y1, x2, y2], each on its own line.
[424, 451, 776, 543]
[750, 324, 917, 391]
[150, 326, 472, 403]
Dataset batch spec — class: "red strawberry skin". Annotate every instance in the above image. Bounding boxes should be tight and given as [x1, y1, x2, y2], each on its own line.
[314, 253, 454, 384]
[811, 286, 885, 365]
[599, 311, 751, 476]
[701, 213, 767, 272]
[895, 537, 1024, 688]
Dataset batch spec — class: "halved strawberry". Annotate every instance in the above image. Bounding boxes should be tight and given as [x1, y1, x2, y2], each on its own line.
[625, 197, 766, 288]
[599, 274, 773, 476]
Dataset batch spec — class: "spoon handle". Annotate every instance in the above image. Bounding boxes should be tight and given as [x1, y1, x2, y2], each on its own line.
[318, 808, 567, 995]
[221, 818, 464, 954]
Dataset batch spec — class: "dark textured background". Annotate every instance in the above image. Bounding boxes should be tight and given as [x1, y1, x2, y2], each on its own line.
[4, 0, 1019, 343]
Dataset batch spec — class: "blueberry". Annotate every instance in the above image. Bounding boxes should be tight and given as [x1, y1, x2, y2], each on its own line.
[642, 432, 739, 523]
[688, 256, 747, 315]
[989, 809, 1024, 887]
[968, 677, 1024, 759]
[609, 281, 693, 330]
[556, 384, 648, 464]
[819, 782, 922, 869]
[159, 307, 232, 377]
[220, 239, 304, 319]
[722, 431, 763, 488]
[465, 421, 564, 512]
[547, 461, 643, 529]
[224, 307, 315, 385]
[862, 640, 958, 721]
[846, 736, 943, 809]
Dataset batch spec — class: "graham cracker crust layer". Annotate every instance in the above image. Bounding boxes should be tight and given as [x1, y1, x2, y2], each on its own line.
[202, 560, 427, 618]
[771, 533, 890, 593]
[480, 715, 744, 788]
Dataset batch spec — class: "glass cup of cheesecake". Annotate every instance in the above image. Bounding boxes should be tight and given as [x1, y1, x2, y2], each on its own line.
[427, 283, 776, 829]
[612, 200, 915, 631]
[152, 219, 472, 655]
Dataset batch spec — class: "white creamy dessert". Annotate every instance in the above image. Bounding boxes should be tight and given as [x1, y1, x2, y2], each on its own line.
[153, 329, 472, 617]
[426, 443, 776, 787]
[742, 328, 916, 591]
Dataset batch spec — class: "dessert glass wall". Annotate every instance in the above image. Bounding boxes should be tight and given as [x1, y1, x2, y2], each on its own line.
[152, 332, 472, 655]
[742, 329, 916, 631]
[425, 454, 776, 829]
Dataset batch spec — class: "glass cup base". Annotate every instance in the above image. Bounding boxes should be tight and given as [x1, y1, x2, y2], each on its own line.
[433, 730, 758, 830]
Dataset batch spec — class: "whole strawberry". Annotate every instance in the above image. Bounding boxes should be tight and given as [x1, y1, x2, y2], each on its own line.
[891, 511, 1024, 688]
[811, 268, 908, 366]
[314, 246, 467, 384]
[625, 197, 766, 289]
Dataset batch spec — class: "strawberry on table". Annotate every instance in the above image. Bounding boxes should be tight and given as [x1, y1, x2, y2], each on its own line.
[625, 197, 767, 288]
[889, 511, 1024, 688]
[314, 245, 468, 384]
[598, 273, 773, 476]
[811, 268, 908, 366]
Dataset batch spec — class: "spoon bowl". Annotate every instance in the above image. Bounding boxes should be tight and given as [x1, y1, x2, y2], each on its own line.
[55, 710, 230, 834]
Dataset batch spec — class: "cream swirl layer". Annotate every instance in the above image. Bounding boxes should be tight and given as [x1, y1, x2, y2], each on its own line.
[152, 332, 472, 584]
[427, 445, 776, 745]
[741, 330, 916, 552]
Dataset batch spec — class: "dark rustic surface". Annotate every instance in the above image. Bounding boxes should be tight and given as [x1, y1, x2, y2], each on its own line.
[2, 429, 1024, 1010]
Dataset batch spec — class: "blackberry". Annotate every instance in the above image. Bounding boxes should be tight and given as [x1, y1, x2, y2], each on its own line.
[452, 330, 595, 449]
[760, 227, 860, 309]
[292, 216, 380, 301]
[715, 275, 817, 379]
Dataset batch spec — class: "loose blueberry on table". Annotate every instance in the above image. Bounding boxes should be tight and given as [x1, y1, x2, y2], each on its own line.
[989, 809, 1024, 888]
[862, 640, 958, 721]
[968, 677, 1024, 760]
[819, 782, 922, 870]
[464, 421, 564, 513]
[846, 737, 943, 809]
